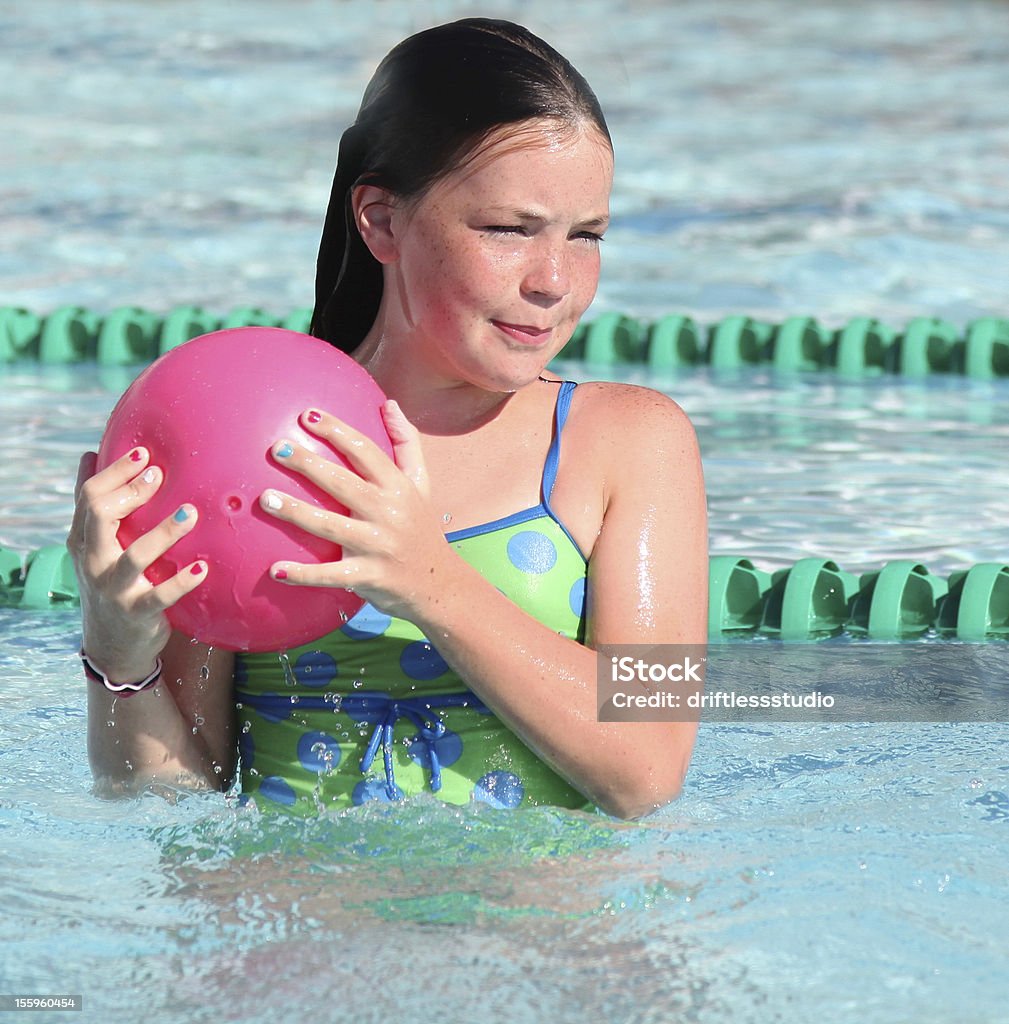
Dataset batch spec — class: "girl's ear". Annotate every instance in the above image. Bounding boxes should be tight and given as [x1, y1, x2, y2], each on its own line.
[352, 185, 399, 264]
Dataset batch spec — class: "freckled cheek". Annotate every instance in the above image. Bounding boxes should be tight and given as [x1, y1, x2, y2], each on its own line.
[571, 252, 602, 307]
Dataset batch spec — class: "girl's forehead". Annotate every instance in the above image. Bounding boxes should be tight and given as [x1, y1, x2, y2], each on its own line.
[465, 119, 611, 174]
[436, 122, 614, 202]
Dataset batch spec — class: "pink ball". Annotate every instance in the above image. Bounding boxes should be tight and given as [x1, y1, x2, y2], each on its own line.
[95, 327, 393, 652]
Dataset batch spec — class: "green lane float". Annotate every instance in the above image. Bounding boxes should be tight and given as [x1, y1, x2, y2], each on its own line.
[3, 306, 1009, 377]
[4, 544, 1007, 641]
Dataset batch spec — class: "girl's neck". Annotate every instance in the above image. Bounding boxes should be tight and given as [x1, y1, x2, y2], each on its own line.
[352, 327, 522, 436]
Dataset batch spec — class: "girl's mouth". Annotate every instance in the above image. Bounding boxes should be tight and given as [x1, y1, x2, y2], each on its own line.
[493, 321, 552, 345]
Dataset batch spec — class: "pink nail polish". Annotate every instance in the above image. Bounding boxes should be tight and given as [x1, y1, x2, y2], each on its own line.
[129, 449, 143, 463]
[190, 563, 204, 576]
[274, 568, 288, 581]
[306, 410, 322, 424]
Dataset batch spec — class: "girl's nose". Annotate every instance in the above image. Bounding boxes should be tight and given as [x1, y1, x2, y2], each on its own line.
[522, 243, 570, 303]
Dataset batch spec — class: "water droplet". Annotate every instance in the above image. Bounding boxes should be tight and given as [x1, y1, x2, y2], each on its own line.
[199, 665, 210, 681]
[290, 695, 300, 705]
[352, 678, 363, 689]
[442, 512, 452, 524]
[194, 715, 205, 727]
[241, 721, 251, 734]
[278, 652, 297, 688]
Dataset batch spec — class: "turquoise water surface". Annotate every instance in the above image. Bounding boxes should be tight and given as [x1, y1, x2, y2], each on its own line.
[3, 2, 1009, 1022]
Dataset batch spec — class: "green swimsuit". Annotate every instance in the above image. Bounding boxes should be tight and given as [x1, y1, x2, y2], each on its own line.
[236, 380, 591, 814]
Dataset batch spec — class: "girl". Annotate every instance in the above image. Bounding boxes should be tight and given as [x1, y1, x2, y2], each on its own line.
[70, 18, 707, 820]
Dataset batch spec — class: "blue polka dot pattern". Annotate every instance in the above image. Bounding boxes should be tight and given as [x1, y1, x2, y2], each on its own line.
[569, 577, 586, 619]
[407, 727, 463, 769]
[342, 603, 392, 640]
[507, 530, 557, 574]
[400, 640, 449, 681]
[297, 731, 342, 774]
[294, 650, 338, 689]
[473, 771, 525, 808]
[352, 779, 404, 805]
[259, 775, 297, 806]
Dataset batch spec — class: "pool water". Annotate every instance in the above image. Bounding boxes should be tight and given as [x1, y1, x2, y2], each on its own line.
[3, 1, 1009, 1022]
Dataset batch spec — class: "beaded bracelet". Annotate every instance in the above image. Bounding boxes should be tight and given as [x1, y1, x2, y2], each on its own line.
[80, 649, 163, 696]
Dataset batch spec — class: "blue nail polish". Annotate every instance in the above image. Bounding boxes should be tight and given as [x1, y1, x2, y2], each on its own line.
[173, 506, 190, 523]
[276, 442, 294, 459]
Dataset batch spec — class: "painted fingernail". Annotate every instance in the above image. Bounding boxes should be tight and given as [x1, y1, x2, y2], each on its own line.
[264, 492, 284, 511]
[306, 410, 323, 425]
[190, 562, 205, 576]
[273, 568, 289, 581]
[142, 468, 157, 485]
[129, 449, 143, 463]
[275, 442, 294, 458]
[173, 506, 190, 523]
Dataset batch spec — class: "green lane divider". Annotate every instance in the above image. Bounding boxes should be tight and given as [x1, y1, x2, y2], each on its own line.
[4, 307, 1009, 377]
[2, 545, 80, 610]
[4, 545, 1007, 641]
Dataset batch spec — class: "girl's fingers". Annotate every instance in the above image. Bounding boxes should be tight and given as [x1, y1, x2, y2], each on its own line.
[297, 407, 397, 484]
[73, 451, 98, 503]
[271, 437, 371, 512]
[68, 452, 100, 551]
[112, 503, 201, 587]
[77, 446, 150, 502]
[381, 400, 430, 497]
[71, 449, 164, 559]
[259, 489, 361, 549]
[267, 556, 361, 589]
[138, 558, 208, 614]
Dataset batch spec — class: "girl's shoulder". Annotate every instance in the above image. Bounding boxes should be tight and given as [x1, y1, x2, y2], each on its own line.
[565, 380, 697, 450]
[556, 380, 702, 512]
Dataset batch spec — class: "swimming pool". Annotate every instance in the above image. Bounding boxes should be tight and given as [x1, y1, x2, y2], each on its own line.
[3, 2, 1009, 1022]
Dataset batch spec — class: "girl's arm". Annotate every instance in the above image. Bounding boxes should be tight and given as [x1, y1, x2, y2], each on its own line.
[261, 388, 707, 819]
[87, 635, 236, 796]
[71, 450, 236, 795]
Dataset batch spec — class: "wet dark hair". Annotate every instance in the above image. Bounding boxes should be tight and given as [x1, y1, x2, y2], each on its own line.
[310, 18, 611, 352]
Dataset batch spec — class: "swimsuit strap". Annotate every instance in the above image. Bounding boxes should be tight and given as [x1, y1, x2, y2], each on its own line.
[541, 380, 577, 503]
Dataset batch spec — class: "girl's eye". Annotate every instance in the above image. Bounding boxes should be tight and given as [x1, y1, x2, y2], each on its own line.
[573, 230, 605, 244]
[484, 225, 527, 236]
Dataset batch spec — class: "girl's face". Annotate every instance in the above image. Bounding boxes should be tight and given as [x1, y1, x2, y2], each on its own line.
[376, 121, 614, 392]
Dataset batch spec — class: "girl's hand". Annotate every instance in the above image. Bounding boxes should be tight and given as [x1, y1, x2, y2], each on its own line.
[68, 447, 207, 681]
[259, 401, 450, 619]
